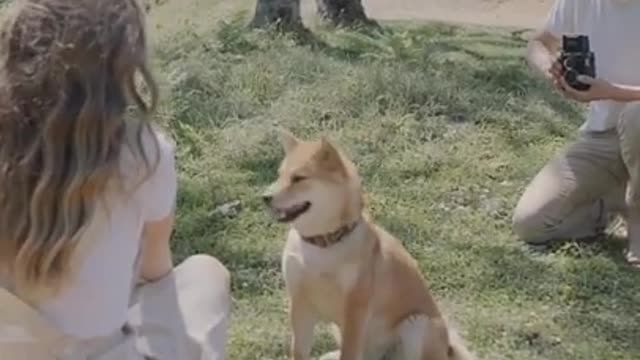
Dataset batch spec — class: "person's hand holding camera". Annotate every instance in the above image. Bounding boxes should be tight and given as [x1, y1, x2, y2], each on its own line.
[552, 70, 640, 103]
[555, 73, 618, 103]
[546, 34, 640, 103]
[547, 59, 565, 91]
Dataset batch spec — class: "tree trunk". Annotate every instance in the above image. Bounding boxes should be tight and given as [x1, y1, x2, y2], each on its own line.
[250, 0, 304, 31]
[316, 0, 378, 28]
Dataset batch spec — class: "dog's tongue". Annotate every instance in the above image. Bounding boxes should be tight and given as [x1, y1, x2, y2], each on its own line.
[276, 205, 298, 219]
[277, 210, 288, 221]
[271, 203, 307, 222]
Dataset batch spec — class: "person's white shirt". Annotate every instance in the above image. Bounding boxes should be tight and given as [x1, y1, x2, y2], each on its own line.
[38, 127, 177, 339]
[544, 0, 640, 132]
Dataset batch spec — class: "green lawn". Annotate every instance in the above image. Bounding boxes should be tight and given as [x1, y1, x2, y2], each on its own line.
[150, 12, 640, 360]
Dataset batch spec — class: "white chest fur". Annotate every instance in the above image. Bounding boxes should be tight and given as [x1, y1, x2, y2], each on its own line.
[282, 227, 364, 323]
[281, 227, 399, 359]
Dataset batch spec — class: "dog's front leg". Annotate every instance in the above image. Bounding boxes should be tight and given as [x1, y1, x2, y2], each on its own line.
[338, 290, 370, 360]
[290, 294, 317, 360]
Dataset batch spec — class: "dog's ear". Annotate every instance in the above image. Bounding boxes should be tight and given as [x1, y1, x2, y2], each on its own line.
[315, 136, 346, 174]
[279, 128, 300, 154]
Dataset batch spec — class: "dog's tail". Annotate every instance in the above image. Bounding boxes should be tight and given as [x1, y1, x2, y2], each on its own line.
[447, 325, 475, 360]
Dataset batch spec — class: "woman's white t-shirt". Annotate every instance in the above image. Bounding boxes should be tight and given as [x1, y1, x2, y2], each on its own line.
[37, 127, 177, 339]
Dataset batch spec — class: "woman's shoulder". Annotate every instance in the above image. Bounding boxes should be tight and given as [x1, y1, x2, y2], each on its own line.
[122, 123, 174, 163]
[139, 124, 175, 164]
[133, 125, 177, 221]
[119, 123, 176, 190]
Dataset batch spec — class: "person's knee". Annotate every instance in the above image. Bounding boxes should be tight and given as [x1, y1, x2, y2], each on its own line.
[511, 208, 541, 242]
[618, 102, 640, 137]
[512, 203, 546, 244]
[176, 255, 231, 356]
[182, 254, 230, 279]
[618, 103, 640, 206]
[180, 254, 231, 305]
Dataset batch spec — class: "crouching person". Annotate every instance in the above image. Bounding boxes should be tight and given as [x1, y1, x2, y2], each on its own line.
[0, 0, 230, 358]
[513, 0, 640, 267]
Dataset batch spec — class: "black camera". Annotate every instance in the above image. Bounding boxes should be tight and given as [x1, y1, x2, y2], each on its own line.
[559, 35, 596, 91]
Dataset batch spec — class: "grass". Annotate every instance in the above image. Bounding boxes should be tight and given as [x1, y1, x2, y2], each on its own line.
[149, 10, 640, 360]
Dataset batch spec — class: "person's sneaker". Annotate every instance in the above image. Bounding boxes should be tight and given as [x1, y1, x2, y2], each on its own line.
[318, 351, 341, 360]
[624, 249, 640, 269]
[623, 208, 640, 269]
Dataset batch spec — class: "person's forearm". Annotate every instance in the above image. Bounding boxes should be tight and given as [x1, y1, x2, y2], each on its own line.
[611, 84, 640, 102]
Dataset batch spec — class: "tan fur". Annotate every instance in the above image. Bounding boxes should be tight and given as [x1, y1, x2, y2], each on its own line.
[263, 129, 475, 360]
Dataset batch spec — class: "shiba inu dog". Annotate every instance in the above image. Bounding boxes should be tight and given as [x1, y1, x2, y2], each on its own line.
[262, 129, 474, 360]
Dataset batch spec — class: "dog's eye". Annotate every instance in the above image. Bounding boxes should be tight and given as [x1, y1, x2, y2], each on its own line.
[291, 175, 307, 184]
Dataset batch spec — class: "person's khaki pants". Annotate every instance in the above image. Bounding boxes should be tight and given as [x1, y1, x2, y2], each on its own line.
[0, 254, 231, 360]
[512, 102, 640, 255]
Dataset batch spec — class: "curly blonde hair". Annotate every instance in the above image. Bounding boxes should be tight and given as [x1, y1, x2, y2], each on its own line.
[0, 0, 159, 303]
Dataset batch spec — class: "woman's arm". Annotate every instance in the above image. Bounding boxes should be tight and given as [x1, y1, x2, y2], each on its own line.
[136, 129, 178, 283]
[139, 210, 175, 282]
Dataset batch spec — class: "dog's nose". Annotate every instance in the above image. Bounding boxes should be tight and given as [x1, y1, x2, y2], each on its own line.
[262, 195, 273, 205]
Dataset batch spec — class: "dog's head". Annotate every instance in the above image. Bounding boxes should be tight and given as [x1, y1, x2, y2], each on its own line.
[262, 128, 363, 234]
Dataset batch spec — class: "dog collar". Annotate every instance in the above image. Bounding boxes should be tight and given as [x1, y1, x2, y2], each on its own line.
[301, 219, 361, 248]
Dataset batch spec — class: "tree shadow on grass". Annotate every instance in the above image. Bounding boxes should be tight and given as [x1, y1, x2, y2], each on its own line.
[313, 25, 495, 64]
[172, 16, 584, 142]
[309, 23, 585, 138]
[456, 36, 527, 49]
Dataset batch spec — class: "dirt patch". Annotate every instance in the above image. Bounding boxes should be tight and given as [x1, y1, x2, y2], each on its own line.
[148, 0, 254, 39]
[362, 0, 554, 29]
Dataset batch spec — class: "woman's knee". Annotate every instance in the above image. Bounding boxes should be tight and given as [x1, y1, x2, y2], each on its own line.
[173, 255, 231, 357]
[177, 254, 231, 307]
[181, 254, 229, 279]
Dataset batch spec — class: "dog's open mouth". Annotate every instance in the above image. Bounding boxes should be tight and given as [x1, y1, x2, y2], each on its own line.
[271, 201, 311, 223]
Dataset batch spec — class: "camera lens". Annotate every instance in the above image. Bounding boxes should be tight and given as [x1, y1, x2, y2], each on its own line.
[564, 57, 577, 68]
[565, 69, 577, 84]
